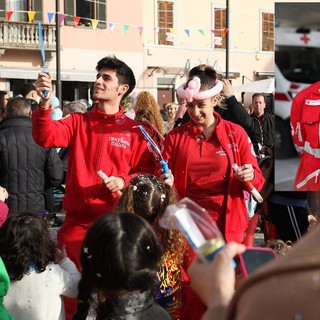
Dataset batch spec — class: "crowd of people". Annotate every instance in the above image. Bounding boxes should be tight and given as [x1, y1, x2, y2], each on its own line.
[0, 55, 318, 320]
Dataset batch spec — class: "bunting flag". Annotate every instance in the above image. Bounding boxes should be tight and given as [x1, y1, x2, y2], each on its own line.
[73, 16, 81, 27]
[47, 12, 54, 23]
[1, 8, 231, 39]
[214, 37, 222, 45]
[222, 28, 228, 38]
[27, 11, 36, 23]
[166, 32, 175, 42]
[123, 24, 129, 34]
[92, 19, 99, 30]
[6, 11, 13, 22]
[59, 13, 66, 24]
[109, 22, 115, 32]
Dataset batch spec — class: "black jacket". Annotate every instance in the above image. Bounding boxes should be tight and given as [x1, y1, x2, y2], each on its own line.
[0, 116, 63, 214]
[225, 95, 275, 154]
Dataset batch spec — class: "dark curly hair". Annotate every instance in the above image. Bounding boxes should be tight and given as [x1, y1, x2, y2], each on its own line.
[0, 212, 56, 281]
[73, 212, 161, 320]
[115, 174, 187, 266]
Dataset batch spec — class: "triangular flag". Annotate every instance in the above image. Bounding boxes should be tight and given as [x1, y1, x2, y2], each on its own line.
[73, 16, 81, 27]
[123, 24, 129, 34]
[108, 22, 114, 32]
[184, 29, 190, 38]
[198, 29, 205, 36]
[138, 26, 143, 36]
[211, 29, 216, 35]
[47, 12, 54, 23]
[92, 19, 99, 30]
[154, 27, 159, 34]
[169, 28, 175, 34]
[214, 37, 222, 46]
[6, 11, 13, 21]
[28, 11, 36, 23]
[222, 28, 228, 38]
[59, 13, 66, 24]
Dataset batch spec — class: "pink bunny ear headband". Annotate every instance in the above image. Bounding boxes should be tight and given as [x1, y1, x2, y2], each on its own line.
[176, 76, 223, 102]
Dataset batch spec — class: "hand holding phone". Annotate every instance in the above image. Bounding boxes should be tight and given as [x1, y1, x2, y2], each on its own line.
[235, 247, 278, 277]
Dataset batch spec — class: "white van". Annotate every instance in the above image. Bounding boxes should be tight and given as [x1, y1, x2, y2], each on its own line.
[275, 27, 320, 158]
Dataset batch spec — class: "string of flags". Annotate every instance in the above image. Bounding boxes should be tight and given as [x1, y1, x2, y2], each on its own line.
[2, 10, 228, 43]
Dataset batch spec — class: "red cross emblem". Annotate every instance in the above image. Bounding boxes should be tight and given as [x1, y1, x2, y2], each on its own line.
[300, 34, 310, 44]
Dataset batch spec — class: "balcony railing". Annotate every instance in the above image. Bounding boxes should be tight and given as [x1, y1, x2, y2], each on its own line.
[0, 21, 56, 50]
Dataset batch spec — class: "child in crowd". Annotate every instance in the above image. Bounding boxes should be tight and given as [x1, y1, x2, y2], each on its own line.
[0, 186, 12, 320]
[0, 212, 80, 320]
[0, 186, 8, 226]
[164, 102, 178, 133]
[73, 212, 172, 320]
[115, 174, 187, 319]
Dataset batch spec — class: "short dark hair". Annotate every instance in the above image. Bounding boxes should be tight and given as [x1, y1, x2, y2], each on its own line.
[0, 212, 56, 281]
[74, 212, 161, 319]
[20, 83, 36, 97]
[252, 93, 267, 102]
[6, 96, 31, 117]
[187, 64, 218, 91]
[96, 55, 136, 99]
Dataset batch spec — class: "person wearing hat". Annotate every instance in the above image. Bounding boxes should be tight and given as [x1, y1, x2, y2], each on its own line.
[20, 83, 39, 112]
[50, 96, 63, 121]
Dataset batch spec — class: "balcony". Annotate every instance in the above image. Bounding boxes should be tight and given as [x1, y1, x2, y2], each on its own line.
[0, 21, 56, 61]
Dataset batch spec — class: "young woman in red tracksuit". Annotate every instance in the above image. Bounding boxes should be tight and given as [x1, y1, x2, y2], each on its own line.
[159, 65, 264, 320]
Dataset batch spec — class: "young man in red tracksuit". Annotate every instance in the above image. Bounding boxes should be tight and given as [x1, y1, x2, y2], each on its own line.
[290, 81, 320, 191]
[32, 56, 156, 319]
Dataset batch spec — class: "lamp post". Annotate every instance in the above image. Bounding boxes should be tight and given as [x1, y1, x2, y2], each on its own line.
[225, 0, 229, 79]
[55, 0, 61, 104]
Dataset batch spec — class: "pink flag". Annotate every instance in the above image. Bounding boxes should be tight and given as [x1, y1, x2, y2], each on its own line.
[59, 13, 66, 24]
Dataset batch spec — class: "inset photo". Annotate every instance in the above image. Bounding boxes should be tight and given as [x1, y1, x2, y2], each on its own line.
[275, 2, 320, 191]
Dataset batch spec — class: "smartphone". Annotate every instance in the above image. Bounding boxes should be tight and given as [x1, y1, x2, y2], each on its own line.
[236, 247, 278, 277]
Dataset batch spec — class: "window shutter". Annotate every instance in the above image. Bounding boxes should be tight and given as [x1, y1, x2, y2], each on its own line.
[33, 0, 43, 22]
[0, 2, 5, 20]
[158, 1, 174, 46]
[262, 12, 274, 51]
[98, 0, 106, 29]
[64, 0, 75, 26]
[214, 9, 226, 49]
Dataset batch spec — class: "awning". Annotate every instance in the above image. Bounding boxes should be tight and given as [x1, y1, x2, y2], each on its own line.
[0, 66, 96, 82]
[233, 78, 275, 93]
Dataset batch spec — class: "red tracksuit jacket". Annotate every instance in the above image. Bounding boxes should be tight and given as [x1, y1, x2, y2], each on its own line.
[32, 106, 156, 265]
[163, 112, 264, 243]
[290, 81, 320, 191]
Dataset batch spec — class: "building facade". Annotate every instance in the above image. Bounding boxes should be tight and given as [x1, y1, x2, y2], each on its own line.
[0, 1, 300, 106]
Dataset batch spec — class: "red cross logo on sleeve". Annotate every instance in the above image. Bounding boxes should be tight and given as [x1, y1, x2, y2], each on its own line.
[300, 34, 310, 44]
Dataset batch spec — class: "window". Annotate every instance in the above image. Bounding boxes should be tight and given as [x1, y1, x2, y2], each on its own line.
[214, 8, 226, 49]
[1, 0, 42, 22]
[157, 1, 174, 46]
[64, 0, 106, 29]
[262, 12, 274, 51]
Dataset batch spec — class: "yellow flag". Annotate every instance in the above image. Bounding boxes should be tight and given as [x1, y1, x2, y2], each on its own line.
[91, 19, 99, 30]
[28, 11, 36, 23]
